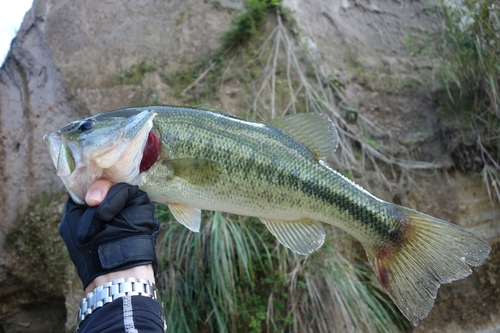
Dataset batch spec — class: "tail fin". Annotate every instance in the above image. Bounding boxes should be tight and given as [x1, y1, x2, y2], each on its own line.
[366, 207, 490, 326]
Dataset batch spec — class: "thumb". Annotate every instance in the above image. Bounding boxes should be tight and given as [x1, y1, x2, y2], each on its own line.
[85, 179, 114, 206]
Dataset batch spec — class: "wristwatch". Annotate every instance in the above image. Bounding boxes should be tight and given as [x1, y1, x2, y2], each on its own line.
[77, 277, 167, 332]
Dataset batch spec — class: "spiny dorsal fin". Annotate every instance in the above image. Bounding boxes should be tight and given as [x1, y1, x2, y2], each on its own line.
[168, 203, 201, 232]
[196, 103, 225, 113]
[196, 104, 248, 121]
[260, 218, 325, 255]
[266, 113, 338, 159]
[166, 158, 220, 185]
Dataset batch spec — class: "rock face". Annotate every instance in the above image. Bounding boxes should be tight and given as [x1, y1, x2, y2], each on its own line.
[282, 1, 500, 330]
[0, 0, 235, 331]
[0, 2, 84, 242]
[0, 0, 498, 332]
[0, 0, 235, 234]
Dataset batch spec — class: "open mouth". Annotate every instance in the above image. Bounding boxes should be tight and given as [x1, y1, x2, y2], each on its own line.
[140, 131, 160, 173]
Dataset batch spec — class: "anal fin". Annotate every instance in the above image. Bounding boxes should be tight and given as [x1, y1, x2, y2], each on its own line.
[260, 218, 325, 255]
[168, 203, 201, 232]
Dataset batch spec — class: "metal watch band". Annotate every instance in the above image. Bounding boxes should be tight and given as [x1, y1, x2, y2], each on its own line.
[77, 277, 167, 332]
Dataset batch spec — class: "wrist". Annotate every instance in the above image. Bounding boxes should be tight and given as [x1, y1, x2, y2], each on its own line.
[85, 264, 155, 294]
[78, 275, 167, 332]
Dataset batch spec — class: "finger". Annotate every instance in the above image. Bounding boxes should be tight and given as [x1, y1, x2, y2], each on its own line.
[120, 190, 157, 230]
[60, 196, 102, 242]
[77, 206, 101, 241]
[85, 179, 115, 206]
[95, 183, 139, 221]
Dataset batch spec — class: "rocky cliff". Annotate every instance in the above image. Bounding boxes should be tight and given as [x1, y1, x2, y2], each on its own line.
[0, 0, 498, 332]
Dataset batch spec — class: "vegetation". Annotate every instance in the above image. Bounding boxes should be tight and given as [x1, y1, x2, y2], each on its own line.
[118, 60, 157, 85]
[432, 0, 499, 118]
[116, 0, 500, 331]
[5, 193, 70, 293]
[159, 0, 284, 104]
[221, 0, 281, 51]
[413, 0, 500, 202]
[156, 209, 406, 333]
[152, 1, 411, 332]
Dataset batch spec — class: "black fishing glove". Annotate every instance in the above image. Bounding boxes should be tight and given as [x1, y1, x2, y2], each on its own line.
[59, 183, 160, 289]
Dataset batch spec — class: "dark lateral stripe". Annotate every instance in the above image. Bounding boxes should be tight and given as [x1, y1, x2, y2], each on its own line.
[296, 175, 395, 238]
[227, 154, 395, 239]
[153, 109, 397, 239]
[192, 139, 396, 239]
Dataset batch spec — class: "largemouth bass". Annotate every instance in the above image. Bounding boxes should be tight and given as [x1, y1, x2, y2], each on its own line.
[44, 105, 490, 325]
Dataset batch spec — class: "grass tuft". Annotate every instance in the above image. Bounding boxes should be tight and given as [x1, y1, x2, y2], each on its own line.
[417, 0, 500, 203]
[156, 208, 407, 332]
[221, 0, 280, 52]
[118, 61, 156, 85]
[151, 2, 434, 331]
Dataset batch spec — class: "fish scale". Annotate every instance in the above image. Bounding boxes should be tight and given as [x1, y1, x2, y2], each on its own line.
[44, 105, 491, 326]
[148, 108, 367, 230]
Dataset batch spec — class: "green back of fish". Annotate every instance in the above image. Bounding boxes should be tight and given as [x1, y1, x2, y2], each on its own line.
[133, 106, 395, 246]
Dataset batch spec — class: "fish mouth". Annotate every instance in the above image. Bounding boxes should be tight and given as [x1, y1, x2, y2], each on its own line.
[44, 132, 63, 173]
[140, 131, 160, 173]
[44, 110, 157, 204]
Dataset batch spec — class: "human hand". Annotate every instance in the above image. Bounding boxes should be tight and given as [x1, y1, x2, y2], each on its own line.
[59, 182, 160, 291]
[84, 179, 114, 206]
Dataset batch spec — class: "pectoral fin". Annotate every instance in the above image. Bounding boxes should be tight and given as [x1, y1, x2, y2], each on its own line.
[260, 218, 325, 255]
[168, 203, 201, 232]
[166, 159, 220, 185]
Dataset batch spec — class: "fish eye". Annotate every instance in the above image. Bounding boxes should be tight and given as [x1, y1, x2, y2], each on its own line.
[77, 120, 94, 132]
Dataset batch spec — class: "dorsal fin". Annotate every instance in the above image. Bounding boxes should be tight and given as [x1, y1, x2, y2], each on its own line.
[196, 103, 226, 113]
[196, 104, 247, 121]
[267, 113, 338, 159]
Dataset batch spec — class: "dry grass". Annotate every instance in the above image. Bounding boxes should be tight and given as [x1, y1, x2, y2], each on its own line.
[212, 13, 441, 192]
[150, 1, 500, 331]
[422, 0, 500, 203]
[154, 7, 431, 333]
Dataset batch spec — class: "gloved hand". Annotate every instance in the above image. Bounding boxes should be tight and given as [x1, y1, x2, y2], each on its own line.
[59, 183, 160, 289]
